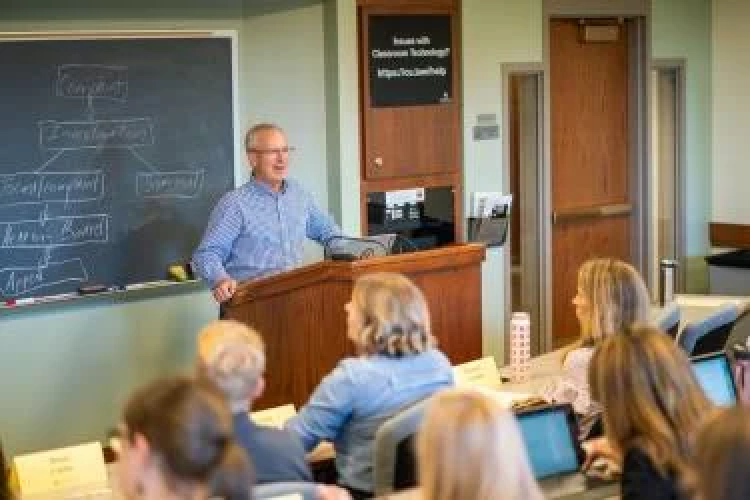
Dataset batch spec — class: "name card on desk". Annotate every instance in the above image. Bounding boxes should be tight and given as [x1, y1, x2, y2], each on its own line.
[12, 441, 108, 497]
[251, 404, 297, 429]
[454, 357, 503, 389]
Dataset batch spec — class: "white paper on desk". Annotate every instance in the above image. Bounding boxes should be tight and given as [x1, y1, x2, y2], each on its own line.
[470, 192, 512, 218]
[454, 357, 503, 389]
[251, 404, 297, 429]
[12, 441, 109, 498]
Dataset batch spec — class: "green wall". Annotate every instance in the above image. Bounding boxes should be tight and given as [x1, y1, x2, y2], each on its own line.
[652, 0, 713, 292]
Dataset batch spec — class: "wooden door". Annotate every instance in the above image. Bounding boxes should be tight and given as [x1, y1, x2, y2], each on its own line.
[359, 5, 459, 180]
[550, 19, 631, 347]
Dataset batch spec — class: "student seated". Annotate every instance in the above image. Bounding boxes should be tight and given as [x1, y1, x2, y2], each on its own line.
[415, 388, 543, 500]
[115, 375, 254, 500]
[587, 325, 713, 500]
[694, 406, 750, 500]
[543, 258, 651, 437]
[196, 320, 312, 484]
[285, 272, 454, 499]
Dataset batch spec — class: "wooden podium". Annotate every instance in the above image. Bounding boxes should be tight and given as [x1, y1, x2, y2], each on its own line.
[224, 243, 486, 409]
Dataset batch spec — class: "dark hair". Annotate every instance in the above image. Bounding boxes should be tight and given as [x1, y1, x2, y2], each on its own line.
[124, 376, 254, 500]
[0, 440, 10, 500]
[695, 406, 750, 500]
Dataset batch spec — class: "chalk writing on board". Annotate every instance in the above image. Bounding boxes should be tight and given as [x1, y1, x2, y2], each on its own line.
[0, 40, 228, 300]
[0, 171, 105, 205]
[136, 170, 205, 198]
[0, 257, 89, 297]
[0, 214, 110, 248]
[38, 118, 155, 150]
[56, 64, 128, 101]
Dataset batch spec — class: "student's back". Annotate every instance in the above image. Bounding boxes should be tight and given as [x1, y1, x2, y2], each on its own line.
[695, 406, 750, 500]
[233, 413, 311, 484]
[588, 325, 713, 500]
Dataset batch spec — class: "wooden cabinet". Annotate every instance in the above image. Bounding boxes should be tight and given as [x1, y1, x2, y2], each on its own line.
[358, 0, 462, 238]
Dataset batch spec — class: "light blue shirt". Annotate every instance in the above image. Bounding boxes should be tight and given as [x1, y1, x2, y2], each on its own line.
[285, 349, 454, 493]
[191, 178, 340, 287]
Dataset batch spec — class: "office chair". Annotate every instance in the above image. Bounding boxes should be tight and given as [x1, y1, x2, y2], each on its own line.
[253, 481, 319, 500]
[373, 398, 430, 496]
[677, 303, 739, 356]
[653, 301, 681, 338]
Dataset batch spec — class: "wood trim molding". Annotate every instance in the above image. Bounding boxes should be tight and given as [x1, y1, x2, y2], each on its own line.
[710, 222, 750, 249]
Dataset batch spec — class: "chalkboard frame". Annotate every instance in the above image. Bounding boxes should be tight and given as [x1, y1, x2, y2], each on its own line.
[0, 30, 241, 305]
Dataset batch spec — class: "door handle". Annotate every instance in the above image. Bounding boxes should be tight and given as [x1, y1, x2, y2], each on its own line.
[551, 203, 632, 224]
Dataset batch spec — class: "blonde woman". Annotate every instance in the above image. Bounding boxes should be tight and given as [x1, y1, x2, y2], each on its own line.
[286, 272, 453, 499]
[416, 388, 543, 500]
[694, 406, 750, 500]
[588, 325, 713, 500]
[544, 258, 651, 433]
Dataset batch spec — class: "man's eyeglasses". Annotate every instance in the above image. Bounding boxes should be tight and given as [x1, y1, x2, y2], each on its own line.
[248, 146, 296, 156]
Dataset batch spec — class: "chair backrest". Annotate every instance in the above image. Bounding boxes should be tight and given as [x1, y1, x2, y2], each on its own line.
[373, 398, 431, 496]
[253, 481, 319, 500]
[678, 303, 739, 356]
[653, 301, 681, 338]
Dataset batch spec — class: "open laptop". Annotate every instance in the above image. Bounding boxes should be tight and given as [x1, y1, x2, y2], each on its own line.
[691, 351, 738, 406]
[516, 403, 619, 500]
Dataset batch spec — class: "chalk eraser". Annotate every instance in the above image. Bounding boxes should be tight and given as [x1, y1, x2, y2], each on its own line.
[78, 285, 107, 295]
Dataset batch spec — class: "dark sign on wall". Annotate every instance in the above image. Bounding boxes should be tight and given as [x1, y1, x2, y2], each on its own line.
[368, 14, 452, 107]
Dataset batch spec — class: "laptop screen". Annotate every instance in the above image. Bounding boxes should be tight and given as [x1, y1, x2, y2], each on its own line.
[517, 406, 580, 480]
[691, 353, 737, 406]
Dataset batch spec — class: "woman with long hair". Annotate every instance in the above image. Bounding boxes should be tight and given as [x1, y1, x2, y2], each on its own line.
[588, 325, 713, 499]
[116, 375, 254, 500]
[417, 388, 543, 500]
[286, 272, 453, 499]
[544, 258, 651, 435]
[694, 406, 750, 500]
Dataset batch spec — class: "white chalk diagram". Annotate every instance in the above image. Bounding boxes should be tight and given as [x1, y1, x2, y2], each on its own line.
[0, 64, 204, 297]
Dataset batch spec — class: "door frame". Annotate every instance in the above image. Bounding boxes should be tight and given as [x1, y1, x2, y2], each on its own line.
[502, 65, 545, 361]
[651, 58, 687, 293]
[541, 0, 651, 352]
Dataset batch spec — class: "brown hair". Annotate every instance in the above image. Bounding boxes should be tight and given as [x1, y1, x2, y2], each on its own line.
[570, 258, 651, 353]
[348, 272, 435, 357]
[418, 389, 543, 500]
[123, 376, 254, 500]
[0, 440, 9, 500]
[694, 406, 750, 500]
[244, 123, 283, 152]
[589, 325, 713, 488]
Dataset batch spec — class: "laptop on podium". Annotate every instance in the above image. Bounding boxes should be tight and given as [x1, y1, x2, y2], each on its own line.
[516, 403, 618, 500]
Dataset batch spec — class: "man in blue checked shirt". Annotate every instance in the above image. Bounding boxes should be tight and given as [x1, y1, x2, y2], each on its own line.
[192, 123, 341, 303]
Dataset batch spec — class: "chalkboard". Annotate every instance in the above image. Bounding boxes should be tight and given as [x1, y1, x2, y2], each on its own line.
[369, 15, 452, 107]
[0, 36, 235, 299]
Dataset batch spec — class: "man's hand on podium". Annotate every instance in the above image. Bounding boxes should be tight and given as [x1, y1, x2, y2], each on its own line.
[213, 278, 238, 303]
